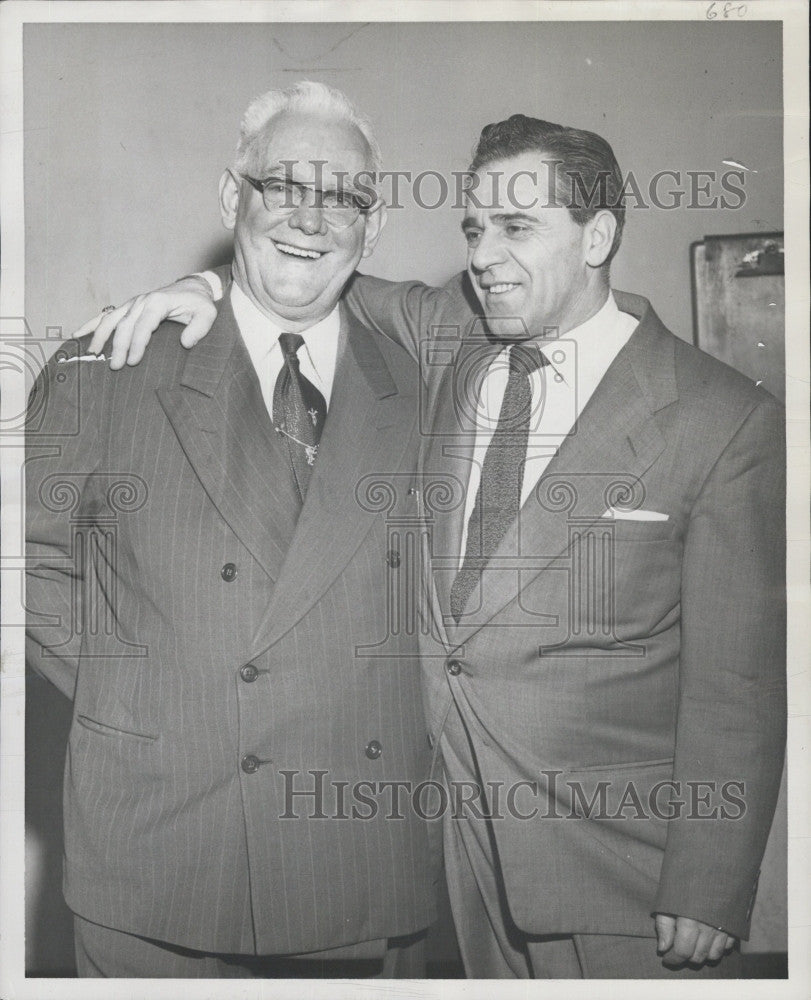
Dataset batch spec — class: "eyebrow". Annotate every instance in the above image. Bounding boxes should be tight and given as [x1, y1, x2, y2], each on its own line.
[261, 172, 365, 196]
[261, 172, 310, 186]
[461, 212, 538, 231]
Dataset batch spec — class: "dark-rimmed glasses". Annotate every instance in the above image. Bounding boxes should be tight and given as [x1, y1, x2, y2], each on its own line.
[241, 175, 375, 229]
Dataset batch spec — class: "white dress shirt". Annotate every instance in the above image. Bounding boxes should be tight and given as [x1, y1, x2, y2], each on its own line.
[229, 281, 340, 420]
[459, 292, 639, 560]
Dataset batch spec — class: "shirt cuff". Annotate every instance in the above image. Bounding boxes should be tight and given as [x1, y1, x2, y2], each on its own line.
[190, 270, 224, 302]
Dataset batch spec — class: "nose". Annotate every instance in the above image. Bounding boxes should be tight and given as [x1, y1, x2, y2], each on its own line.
[287, 205, 328, 237]
[287, 191, 329, 237]
[468, 228, 504, 274]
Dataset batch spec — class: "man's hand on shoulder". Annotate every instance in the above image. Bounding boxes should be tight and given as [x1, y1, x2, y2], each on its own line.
[654, 913, 737, 967]
[70, 275, 219, 370]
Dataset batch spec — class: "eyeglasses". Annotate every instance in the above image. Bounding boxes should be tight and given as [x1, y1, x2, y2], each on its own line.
[241, 175, 375, 229]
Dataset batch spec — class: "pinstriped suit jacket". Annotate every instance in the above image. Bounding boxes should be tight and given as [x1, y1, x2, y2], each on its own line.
[345, 273, 786, 942]
[25, 291, 439, 955]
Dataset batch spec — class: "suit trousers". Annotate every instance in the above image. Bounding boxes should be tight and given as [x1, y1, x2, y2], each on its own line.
[73, 915, 426, 979]
[443, 814, 743, 978]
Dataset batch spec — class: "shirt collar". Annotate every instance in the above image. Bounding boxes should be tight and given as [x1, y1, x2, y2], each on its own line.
[229, 280, 341, 380]
[532, 291, 638, 386]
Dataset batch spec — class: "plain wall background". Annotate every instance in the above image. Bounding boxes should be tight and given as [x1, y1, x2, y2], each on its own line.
[24, 21, 782, 346]
[22, 19, 784, 974]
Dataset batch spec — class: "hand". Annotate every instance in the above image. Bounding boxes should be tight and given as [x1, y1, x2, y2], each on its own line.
[70, 276, 218, 370]
[654, 913, 737, 967]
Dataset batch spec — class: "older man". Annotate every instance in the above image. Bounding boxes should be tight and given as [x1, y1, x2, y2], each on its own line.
[26, 82, 438, 978]
[77, 114, 785, 979]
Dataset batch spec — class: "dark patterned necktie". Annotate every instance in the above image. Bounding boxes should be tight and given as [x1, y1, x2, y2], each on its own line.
[272, 332, 328, 504]
[450, 342, 549, 623]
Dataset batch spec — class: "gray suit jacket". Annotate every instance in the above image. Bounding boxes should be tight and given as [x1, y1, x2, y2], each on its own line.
[345, 272, 786, 940]
[26, 288, 439, 955]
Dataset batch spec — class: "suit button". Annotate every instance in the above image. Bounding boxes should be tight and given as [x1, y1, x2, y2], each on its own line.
[239, 663, 258, 683]
[221, 563, 238, 582]
[446, 658, 463, 676]
[241, 754, 260, 774]
[365, 739, 383, 760]
[386, 549, 401, 568]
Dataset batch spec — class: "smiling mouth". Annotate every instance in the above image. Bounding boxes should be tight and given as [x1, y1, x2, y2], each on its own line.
[482, 282, 519, 295]
[273, 240, 325, 260]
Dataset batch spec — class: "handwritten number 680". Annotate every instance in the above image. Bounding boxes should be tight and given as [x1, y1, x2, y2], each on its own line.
[706, 2, 748, 18]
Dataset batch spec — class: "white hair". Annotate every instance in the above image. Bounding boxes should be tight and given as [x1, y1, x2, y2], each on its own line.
[234, 80, 382, 176]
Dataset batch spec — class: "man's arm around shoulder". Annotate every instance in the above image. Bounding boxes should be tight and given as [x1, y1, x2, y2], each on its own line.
[342, 270, 480, 363]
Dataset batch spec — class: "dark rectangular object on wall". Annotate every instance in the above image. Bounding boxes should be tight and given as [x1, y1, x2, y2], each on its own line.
[691, 232, 785, 403]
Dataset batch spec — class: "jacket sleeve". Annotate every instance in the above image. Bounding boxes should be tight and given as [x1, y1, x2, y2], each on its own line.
[212, 263, 232, 296]
[652, 394, 786, 938]
[342, 271, 477, 363]
[25, 343, 102, 700]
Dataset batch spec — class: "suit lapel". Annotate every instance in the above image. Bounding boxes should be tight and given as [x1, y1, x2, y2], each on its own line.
[420, 336, 502, 646]
[444, 301, 679, 647]
[251, 307, 419, 655]
[157, 297, 300, 582]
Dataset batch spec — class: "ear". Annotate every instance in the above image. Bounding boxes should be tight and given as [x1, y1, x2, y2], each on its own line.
[583, 209, 617, 268]
[360, 200, 388, 259]
[219, 169, 240, 231]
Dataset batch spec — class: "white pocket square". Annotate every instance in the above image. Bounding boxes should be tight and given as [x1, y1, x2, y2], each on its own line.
[602, 507, 669, 521]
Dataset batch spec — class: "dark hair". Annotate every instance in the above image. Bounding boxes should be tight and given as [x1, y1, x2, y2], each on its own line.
[469, 115, 625, 266]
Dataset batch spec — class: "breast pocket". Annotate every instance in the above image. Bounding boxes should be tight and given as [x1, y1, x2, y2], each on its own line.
[517, 516, 682, 646]
[605, 522, 682, 639]
[605, 518, 676, 542]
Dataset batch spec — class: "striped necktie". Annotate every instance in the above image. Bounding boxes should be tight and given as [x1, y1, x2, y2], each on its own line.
[272, 332, 328, 504]
[450, 342, 549, 623]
